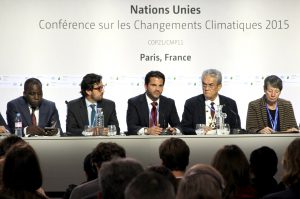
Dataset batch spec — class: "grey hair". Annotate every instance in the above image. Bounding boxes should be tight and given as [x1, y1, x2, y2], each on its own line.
[202, 69, 222, 85]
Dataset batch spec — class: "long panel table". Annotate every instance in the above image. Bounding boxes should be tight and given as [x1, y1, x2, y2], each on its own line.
[25, 134, 299, 192]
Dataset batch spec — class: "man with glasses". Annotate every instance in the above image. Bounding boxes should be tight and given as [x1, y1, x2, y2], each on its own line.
[66, 73, 119, 136]
[6, 78, 62, 136]
[181, 69, 241, 134]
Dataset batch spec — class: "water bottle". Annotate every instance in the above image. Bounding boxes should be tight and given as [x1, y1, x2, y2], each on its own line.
[96, 108, 104, 135]
[15, 113, 23, 137]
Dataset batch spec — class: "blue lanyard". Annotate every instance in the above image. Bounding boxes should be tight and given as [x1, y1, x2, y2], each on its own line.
[266, 104, 279, 131]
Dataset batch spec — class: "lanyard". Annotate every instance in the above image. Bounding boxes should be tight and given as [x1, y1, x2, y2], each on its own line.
[266, 104, 279, 131]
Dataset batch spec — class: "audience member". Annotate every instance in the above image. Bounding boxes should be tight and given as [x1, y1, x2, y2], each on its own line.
[159, 137, 190, 183]
[263, 138, 300, 199]
[0, 113, 9, 134]
[69, 142, 126, 199]
[125, 171, 175, 199]
[99, 158, 144, 199]
[66, 73, 120, 136]
[246, 75, 298, 134]
[6, 78, 62, 136]
[212, 144, 256, 199]
[176, 163, 225, 199]
[250, 146, 280, 198]
[0, 135, 25, 188]
[181, 68, 241, 134]
[63, 152, 98, 199]
[0, 143, 48, 199]
[126, 70, 181, 135]
[146, 165, 178, 193]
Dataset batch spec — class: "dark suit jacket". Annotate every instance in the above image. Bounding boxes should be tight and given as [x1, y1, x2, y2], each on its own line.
[263, 182, 300, 199]
[6, 96, 62, 136]
[126, 93, 181, 135]
[66, 97, 120, 136]
[246, 96, 298, 133]
[0, 113, 9, 131]
[181, 94, 241, 135]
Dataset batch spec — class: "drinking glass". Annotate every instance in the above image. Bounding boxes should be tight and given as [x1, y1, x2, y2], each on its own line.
[108, 125, 117, 136]
[83, 125, 93, 136]
[195, 124, 206, 135]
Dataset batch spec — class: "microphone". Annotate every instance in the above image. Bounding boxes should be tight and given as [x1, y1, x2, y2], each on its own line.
[222, 104, 243, 134]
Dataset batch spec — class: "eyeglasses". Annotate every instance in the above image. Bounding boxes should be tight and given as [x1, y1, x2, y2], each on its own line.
[92, 85, 105, 92]
[202, 83, 217, 89]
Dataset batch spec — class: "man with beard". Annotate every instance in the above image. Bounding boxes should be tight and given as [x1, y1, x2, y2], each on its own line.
[66, 73, 119, 136]
[126, 71, 181, 135]
[6, 78, 62, 136]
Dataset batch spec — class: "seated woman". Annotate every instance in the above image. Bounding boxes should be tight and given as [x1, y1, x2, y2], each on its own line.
[0, 143, 48, 199]
[212, 145, 256, 199]
[246, 75, 298, 134]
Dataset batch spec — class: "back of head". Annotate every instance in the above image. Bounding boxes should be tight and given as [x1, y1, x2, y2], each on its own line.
[250, 146, 278, 178]
[212, 145, 251, 196]
[0, 135, 25, 157]
[100, 158, 144, 199]
[159, 138, 190, 171]
[80, 73, 102, 97]
[125, 171, 175, 199]
[177, 164, 224, 199]
[83, 152, 98, 181]
[282, 138, 300, 186]
[146, 165, 178, 193]
[91, 142, 126, 168]
[2, 143, 43, 191]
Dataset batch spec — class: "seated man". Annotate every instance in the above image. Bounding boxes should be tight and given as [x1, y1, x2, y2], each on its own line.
[66, 73, 120, 136]
[181, 69, 241, 134]
[6, 78, 62, 136]
[126, 71, 181, 135]
[0, 113, 9, 134]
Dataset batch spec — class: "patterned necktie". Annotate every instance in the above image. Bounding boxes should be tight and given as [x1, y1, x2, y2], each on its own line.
[210, 102, 215, 119]
[31, 108, 37, 126]
[90, 104, 96, 126]
[150, 102, 158, 127]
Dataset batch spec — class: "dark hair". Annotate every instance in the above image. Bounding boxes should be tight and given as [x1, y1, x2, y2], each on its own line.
[80, 73, 102, 97]
[212, 145, 251, 199]
[264, 75, 283, 91]
[125, 171, 175, 199]
[144, 71, 165, 85]
[0, 135, 25, 156]
[100, 158, 144, 199]
[159, 138, 190, 171]
[90, 142, 126, 168]
[2, 143, 43, 191]
[177, 164, 224, 199]
[250, 146, 278, 178]
[83, 153, 98, 181]
[147, 165, 178, 193]
[24, 78, 42, 92]
[282, 138, 300, 186]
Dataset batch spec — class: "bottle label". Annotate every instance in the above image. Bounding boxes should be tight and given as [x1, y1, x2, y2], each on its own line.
[15, 122, 22, 128]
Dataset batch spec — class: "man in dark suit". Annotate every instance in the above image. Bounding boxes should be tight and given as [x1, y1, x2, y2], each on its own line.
[126, 71, 181, 135]
[6, 78, 62, 136]
[0, 113, 9, 134]
[181, 69, 241, 135]
[66, 73, 120, 136]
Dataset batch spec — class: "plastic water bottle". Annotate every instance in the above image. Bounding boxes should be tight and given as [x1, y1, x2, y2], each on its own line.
[15, 113, 23, 137]
[96, 108, 104, 134]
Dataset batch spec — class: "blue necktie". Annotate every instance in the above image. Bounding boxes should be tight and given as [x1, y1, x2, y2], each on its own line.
[90, 104, 96, 126]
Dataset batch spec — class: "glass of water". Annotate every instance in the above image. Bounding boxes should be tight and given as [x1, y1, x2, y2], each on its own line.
[108, 125, 117, 136]
[195, 124, 206, 135]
